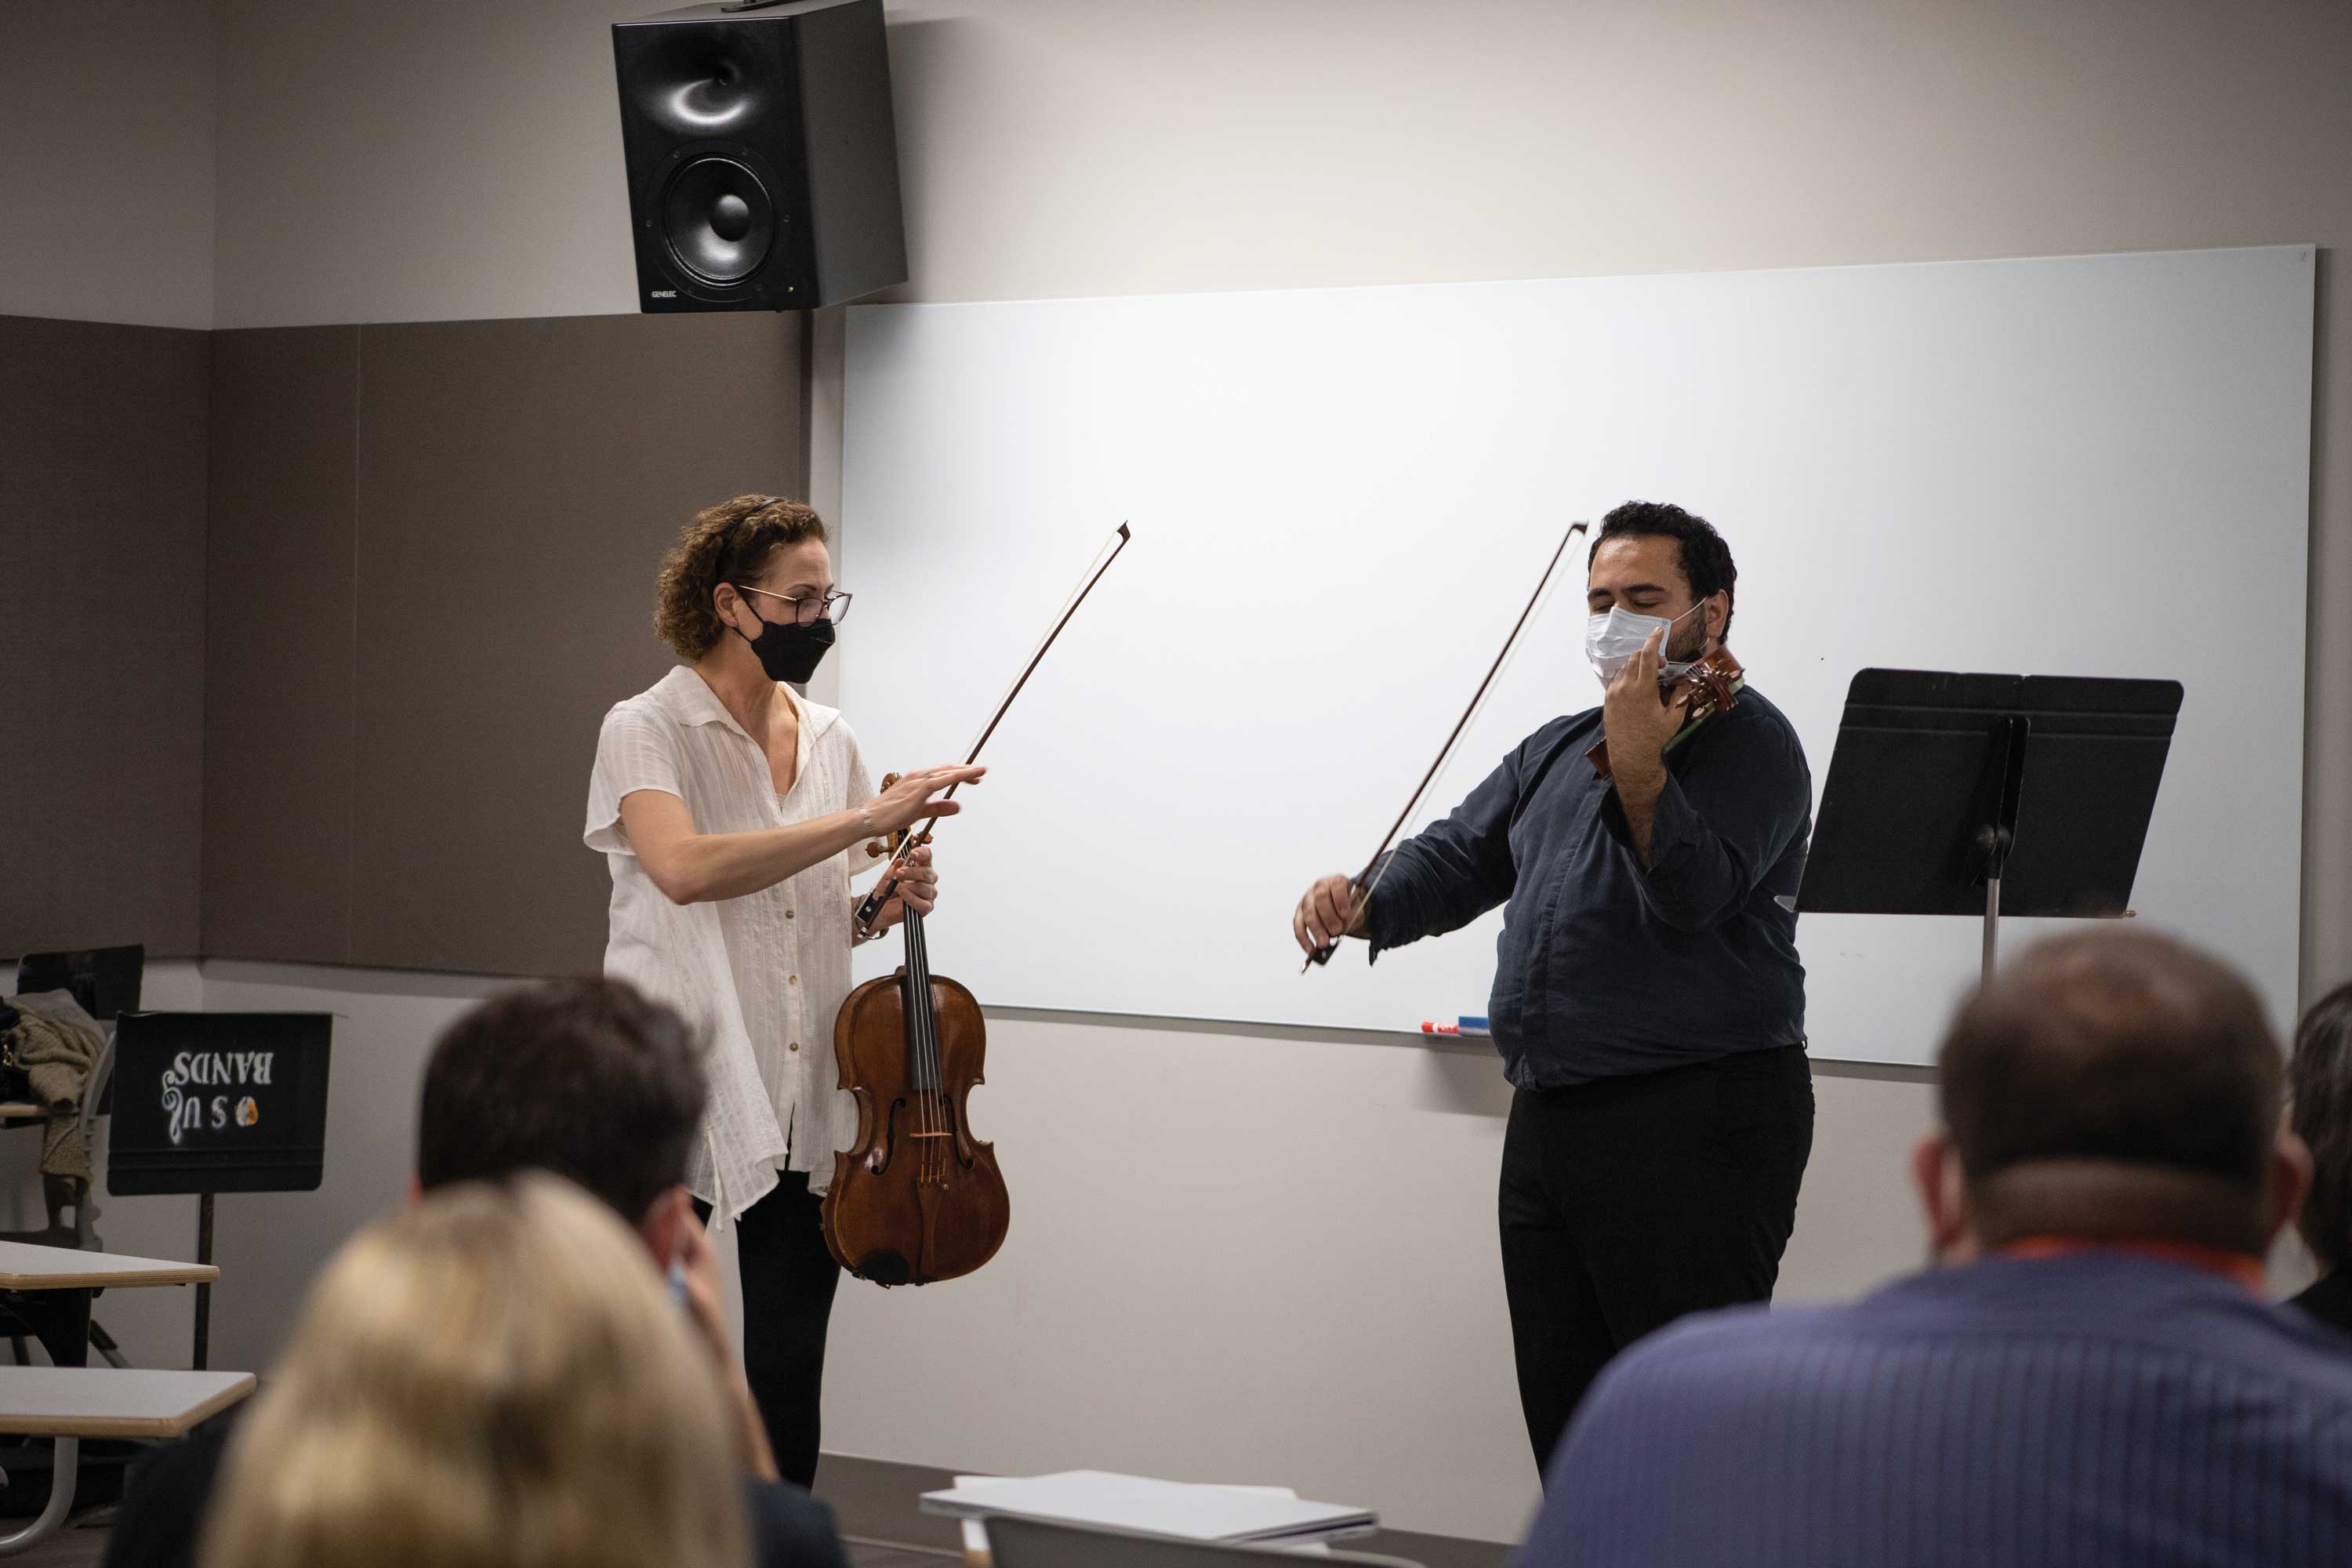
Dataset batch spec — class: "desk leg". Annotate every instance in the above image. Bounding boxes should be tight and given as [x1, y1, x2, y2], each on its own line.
[0, 1436, 78, 1557]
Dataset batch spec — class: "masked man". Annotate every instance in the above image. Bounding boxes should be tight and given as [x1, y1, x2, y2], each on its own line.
[1290, 500, 1815, 1472]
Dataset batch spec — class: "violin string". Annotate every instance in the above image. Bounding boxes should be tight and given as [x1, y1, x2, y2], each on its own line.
[913, 921, 931, 1175]
[902, 906, 930, 1165]
[927, 912, 946, 1185]
[913, 913, 938, 1181]
[913, 912, 942, 1185]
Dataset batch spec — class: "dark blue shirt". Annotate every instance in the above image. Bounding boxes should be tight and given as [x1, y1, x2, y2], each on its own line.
[1518, 1250, 2352, 1568]
[1367, 684, 1811, 1087]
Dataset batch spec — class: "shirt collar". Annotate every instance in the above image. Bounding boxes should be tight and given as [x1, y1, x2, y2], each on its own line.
[654, 664, 839, 746]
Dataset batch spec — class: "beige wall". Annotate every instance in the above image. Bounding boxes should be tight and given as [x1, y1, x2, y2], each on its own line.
[211, 0, 648, 327]
[0, 1, 217, 328]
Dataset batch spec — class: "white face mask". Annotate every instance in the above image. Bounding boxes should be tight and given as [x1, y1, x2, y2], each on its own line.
[1585, 601, 1704, 688]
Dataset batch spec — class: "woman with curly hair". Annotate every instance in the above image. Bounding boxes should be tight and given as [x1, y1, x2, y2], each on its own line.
[583, 494, 981, 1486]
[2288, 979, 2352, 1334]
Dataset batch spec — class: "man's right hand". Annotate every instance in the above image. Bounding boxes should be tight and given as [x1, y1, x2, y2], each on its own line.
[866, 764, 986, 834]
[1293, 873, 1368, 956]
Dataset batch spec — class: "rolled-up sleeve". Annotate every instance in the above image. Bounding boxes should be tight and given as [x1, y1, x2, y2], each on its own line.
[585, 704, 685, 856]
[1367, 745, 1523, 956]
[1600, 717, 1808, 933]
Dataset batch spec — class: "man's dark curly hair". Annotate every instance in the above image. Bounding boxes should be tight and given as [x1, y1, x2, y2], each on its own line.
[1588, 500, 1737, 637]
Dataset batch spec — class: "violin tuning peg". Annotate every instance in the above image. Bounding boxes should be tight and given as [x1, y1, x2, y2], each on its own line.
[865, 839, 890, 859]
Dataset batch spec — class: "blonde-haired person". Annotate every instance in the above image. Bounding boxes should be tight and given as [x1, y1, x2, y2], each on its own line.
[200, 1176, 750, 1568]
[586, 493, 982, 1486]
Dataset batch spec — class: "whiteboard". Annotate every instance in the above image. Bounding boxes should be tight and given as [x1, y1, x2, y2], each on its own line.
[841, 247, 2312, 1065]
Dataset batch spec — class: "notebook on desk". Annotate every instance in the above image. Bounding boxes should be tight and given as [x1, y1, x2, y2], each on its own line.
[921, 1470, 1377, 1544]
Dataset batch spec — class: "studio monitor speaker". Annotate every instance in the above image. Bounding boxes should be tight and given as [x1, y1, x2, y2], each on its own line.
[612, 0, 906, 311]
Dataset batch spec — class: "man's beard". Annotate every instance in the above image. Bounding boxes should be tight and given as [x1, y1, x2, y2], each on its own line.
[1664, 612, 1710, 666]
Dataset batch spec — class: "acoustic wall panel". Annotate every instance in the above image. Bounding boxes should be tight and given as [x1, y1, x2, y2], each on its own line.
[0, 315, 209, 958]
[201, 327, 361, 964]
[349, 311, 803, 975]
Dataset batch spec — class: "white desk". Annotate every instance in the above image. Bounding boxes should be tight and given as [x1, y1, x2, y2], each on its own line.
[0, 1367, 253, 1439]
[0, 1241, 216, 1293]
[0, 1367, 257, 1555]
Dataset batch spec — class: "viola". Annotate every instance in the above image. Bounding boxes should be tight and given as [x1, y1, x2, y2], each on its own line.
[822, 798, 1009, 1286]
[1584, 643, 1744, 779]
[820, 524, 1132, 1286]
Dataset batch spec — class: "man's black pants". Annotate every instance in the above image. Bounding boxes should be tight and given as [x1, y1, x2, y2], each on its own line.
[698, 1170, 842, 1489]
[1499, 1044, 1814, 1473]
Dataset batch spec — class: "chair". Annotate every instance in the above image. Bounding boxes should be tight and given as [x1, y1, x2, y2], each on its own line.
[4, 946, 143, 1368]
[982, 1515, 1427, 1568]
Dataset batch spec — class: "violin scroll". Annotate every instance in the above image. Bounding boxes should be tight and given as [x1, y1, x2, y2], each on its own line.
[1585, 644, 1744, 780]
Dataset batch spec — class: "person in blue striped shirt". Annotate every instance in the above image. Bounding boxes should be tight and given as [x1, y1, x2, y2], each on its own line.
[1517, 929, 2352, 1568]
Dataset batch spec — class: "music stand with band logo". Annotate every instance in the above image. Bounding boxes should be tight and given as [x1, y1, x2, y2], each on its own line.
[107, 1013, 332, 1370]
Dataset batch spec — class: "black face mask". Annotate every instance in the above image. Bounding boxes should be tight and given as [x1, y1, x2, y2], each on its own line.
[735, 612, 836, 684]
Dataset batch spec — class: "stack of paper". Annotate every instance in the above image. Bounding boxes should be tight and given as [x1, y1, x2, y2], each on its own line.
[921, 1470, 1377, 1544]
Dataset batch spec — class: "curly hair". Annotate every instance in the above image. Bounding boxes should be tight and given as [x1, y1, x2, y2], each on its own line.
[653, 494, 829, 659]
[1588, 499, 1737, 637]
[2291, 980, 2352, 1268]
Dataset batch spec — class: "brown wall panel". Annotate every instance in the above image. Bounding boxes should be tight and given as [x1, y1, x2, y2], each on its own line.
[0, 315, 209, 959]
[349, 312, 804, 975]
[202, 327, 360, 964]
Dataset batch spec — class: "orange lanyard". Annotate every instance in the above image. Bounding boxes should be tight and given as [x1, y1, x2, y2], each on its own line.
[2001, 1236, 2267, 1292]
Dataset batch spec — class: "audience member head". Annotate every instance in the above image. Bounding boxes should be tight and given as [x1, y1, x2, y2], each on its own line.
[198, 1176, 751, 1568]
[1915, 929, 2307, 1262]
[2289, 979, 2352, 1272]
[416, 976, 706, 1269]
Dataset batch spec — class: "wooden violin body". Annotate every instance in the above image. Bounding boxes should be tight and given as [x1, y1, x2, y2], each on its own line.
[1587, 643, 1744, 779]
[821, 826, 1010, 1287]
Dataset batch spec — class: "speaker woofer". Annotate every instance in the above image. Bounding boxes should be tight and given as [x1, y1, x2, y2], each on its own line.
[660, 154, 775, 286]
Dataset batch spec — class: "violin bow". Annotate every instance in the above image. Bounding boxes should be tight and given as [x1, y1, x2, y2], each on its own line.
[853, 522, 1134, 938]
[1303, 519, 1589, 971]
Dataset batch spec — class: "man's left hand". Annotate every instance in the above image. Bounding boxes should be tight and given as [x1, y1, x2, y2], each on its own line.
[1602, 629, 1686, 793]
[869, 843, 938, 931]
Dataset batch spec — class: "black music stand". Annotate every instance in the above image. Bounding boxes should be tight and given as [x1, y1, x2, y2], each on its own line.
[1798, 670, 2183, 978]
[107, 1013, 333, 1369]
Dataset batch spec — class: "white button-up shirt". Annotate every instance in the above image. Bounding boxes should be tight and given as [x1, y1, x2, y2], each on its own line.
[586, 665, 877, 1226]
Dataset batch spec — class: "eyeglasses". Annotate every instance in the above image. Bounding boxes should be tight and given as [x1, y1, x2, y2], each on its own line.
[732, 583, 854, 627]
